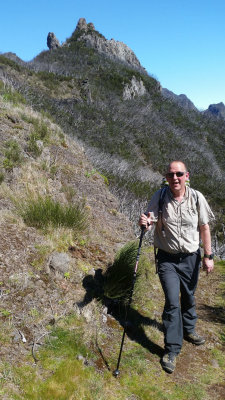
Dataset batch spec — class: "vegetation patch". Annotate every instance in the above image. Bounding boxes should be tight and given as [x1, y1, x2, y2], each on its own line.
[20, 195, 88, 232]
[37, 71, 73, 91]
[3, 140, 23, 170]
[103, 241, 154, 309]
[0, 81, 26, 105]
[0, 55, 23, 72]
[26, 119, 50, 157]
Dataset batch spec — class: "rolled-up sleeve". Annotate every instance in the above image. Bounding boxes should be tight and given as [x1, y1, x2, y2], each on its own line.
[196, 191, 215, 226]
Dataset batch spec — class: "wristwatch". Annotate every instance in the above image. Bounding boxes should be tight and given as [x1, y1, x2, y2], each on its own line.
[203, 253, 214, 260]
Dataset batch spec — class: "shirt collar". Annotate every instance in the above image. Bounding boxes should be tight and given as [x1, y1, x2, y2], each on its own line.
[168, 186, 189, 201]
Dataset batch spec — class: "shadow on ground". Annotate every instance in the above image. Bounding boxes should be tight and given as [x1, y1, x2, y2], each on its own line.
[77, 268, 164, 368]
[198, 304, 225, 324]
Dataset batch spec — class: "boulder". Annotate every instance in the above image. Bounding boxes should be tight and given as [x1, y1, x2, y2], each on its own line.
[48, 252, 71, 277]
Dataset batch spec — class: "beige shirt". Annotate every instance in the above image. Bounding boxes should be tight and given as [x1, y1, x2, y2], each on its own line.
[146, 186, 215, 254]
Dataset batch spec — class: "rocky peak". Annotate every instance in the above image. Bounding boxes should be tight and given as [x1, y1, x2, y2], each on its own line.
[75, 17, 95, 32]
[71, 18, 146, 73]
[47, 32, 60, 50]
[44, 18, 145, 73]
[205, 102, 225, 119]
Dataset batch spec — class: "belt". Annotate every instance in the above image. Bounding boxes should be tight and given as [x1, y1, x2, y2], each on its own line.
[157, 248, 199, 260]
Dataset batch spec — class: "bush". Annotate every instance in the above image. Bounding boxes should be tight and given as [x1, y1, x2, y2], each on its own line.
[1, 86, 26, 105]
[26, 133, 42, 157]
[21, 195, 88, 232]
[103, 241, 140, 301]
[26, 120, 49, 157]
[3, 140, 23, 170]
[0, 171, 4, 183]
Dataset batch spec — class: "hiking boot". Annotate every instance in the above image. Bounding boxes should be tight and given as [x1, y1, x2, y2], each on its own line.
[184, 331, 205, 345]
[161, 352, 177, 373]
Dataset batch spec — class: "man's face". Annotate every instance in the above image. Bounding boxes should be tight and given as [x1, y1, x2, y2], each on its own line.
[166, 162, 189, 194]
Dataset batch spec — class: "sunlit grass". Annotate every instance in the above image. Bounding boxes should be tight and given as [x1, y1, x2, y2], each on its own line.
[20, 195, 88, 232]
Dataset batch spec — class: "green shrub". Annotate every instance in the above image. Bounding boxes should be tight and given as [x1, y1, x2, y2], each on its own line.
[103, 241, 141, 301]
[26, 120, 49, 157]
[0, 171, 4, 183]
[21, 195, 88, 232]
[1, 87, 26, 105]
[3, 140, 23, 170]
[26, 132, 42, 157]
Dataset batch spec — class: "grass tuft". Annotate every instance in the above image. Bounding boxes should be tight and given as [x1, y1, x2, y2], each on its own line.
[103, 241, 140, 301]
[20, 195, 88, 232]
[3, 140, 23, 170]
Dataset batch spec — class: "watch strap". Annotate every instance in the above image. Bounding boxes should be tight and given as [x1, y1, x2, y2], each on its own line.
[204, 253, 214, 260]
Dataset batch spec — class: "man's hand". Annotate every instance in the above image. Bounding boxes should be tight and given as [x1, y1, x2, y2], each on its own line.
[202, 258, 214, 275]
[139, 212, 153, 230]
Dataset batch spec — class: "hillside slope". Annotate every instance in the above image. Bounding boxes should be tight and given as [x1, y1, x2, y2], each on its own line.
[0, 98, 224, 400]
[0, 93, 134, 368]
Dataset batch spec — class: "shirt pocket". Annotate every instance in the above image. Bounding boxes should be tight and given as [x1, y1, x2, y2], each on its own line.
[181, 206, 198, 229]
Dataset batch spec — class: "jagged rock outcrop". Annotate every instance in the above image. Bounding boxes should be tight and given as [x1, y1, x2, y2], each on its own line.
[123, 76, 146, 100]
[162, 88, 197, 111]
[205, 102, 225, 119]
[71, 18, 146, 73]
[75, 17, 95, 32]
[79, 34, 145, 72]
[47, 32, 60, 50]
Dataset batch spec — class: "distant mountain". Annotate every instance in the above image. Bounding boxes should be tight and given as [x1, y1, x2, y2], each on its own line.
[161, 88, 197, 111]
[204, 102, 225, 119]
[1, 51, 26, 67]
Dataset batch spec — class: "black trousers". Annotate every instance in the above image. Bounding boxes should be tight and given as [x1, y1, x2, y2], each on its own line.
[157, 249, 201, 354]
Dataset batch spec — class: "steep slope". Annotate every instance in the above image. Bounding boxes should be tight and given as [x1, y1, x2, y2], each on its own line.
[0, 92, 135, 366]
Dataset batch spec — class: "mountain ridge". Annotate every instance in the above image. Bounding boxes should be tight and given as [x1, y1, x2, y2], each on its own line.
[3, 17, 224, 114]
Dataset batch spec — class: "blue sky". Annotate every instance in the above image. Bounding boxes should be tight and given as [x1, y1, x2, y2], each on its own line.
[1, 0, 225, 110]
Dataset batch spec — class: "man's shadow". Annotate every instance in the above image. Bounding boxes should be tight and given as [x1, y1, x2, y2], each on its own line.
[77, 268, 164, 368]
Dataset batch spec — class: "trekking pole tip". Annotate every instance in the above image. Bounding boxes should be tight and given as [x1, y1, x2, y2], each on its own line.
[113, 369, 120, 378]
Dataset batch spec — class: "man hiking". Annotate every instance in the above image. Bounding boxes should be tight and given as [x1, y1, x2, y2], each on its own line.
[139, 160, 214, 373]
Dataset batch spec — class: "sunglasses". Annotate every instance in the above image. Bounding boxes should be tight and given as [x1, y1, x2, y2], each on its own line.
[166, 171, 186, 178]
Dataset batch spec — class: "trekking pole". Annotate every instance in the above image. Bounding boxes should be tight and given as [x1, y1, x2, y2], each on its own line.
[113, 226, 146, 377]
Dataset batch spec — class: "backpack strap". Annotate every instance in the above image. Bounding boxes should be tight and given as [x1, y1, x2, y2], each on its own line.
[158, 186, 168, 238]
[190, 188, 199, 209]
[154, 186, 168, 273]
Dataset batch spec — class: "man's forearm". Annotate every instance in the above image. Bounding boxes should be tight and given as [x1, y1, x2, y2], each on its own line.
[199, 224, 214, 274]
[199, 224, 212, 254]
